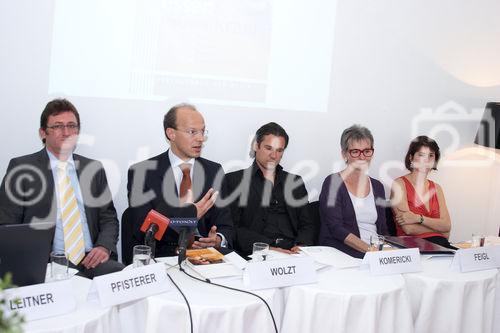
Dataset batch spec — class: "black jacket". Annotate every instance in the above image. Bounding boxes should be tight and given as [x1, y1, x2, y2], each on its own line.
[126, 150, 233, 257]
[225, 162, 314, 256]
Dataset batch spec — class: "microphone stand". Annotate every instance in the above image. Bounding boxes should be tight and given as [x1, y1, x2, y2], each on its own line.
[145, 224, 158, 258]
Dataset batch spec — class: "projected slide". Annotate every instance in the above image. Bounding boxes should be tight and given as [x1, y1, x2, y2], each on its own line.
[49, 0, 337, 112]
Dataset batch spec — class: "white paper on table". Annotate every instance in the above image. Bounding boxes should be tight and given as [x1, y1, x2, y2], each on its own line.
[248, 249, 297, 261]
[423, 253, 455, 260]
[247, 249, 327, 270]
[186, 261, 243, 279]
[300, 246, 361, 269]
[486, 236, 500, 246]
[224, 252, 248, 270]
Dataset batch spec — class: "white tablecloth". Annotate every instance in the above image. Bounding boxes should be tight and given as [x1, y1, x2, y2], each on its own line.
[279, 265, 414, 333]
[118, 258, 283, 333]
[19, 250, 500, 333]
[23, 276, 119, 333]
[404, 256, 499, 333]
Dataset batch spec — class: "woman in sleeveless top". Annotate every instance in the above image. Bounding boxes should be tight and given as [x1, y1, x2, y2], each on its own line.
[319, 125, 387, 258]
[390, 136, 453, 248]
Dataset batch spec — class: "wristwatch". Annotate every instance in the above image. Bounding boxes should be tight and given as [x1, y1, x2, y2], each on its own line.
[272, 238, 284, 247]
[272, 238, 295, 249]
[419, 215, 424, 224]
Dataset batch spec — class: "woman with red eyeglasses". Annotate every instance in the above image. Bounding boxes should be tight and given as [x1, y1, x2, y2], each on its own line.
[390, 136, 453, 249]
[318, 125, 388, 258]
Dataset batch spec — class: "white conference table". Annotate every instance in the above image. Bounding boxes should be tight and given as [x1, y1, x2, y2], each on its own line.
[23, 275, 119, 333]
[404, 256, 498, 333]
[280, 265, 414, 333]
[117, 257, 283, 333]
[19, 247, 500, 333]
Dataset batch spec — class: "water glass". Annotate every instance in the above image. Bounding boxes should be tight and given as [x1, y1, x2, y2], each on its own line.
[252, 242, 269, 262]
[50, 252, 69, 280]
[369, 235, 385, 251]
[133, 245, 152, 268]
[471, 234, 485, 248]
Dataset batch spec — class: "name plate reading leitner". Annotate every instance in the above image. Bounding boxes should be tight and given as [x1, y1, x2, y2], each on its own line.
[450, 246, 500, 273]
[364, 248, 422, 275]
[1, 279, 76, 321]
[244, 257, 317, 290]
[90, 263, 171, 307]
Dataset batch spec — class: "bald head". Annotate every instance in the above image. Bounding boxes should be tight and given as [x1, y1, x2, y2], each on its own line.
[164, 103, 206, 161]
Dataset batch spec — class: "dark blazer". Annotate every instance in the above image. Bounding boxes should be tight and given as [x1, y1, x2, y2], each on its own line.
[0, 149, 119, 255]
[126, 150, 233, 257]
[225, 163, 314, 256]
[318, 173, 388, 258]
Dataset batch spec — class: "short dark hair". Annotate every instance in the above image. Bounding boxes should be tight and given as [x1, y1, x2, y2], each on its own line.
[40, 99, 80, 144]
[163, 103, 197, 140]
[255, 122, 289, 148]
[404, 135, 441, 171]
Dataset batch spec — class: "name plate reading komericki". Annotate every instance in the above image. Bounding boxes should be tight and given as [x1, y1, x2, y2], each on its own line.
[90, 263, 171, 307]
[1, 279, 76, 321]
[244, 257, 317, 290]
[365, 248, 422, 275]
[450, 246, 500, 273]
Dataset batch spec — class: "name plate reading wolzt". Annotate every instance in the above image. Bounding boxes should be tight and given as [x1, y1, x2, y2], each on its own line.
[92, 263, 170, 307]
[451, 246, 500, 273]
[245, 257, 317, 290]
[1, 279, 76, 321]
[366, 248, 422, 275]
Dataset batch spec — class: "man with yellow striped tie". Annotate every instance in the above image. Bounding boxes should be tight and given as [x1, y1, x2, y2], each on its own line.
[0, 99, 124, 278]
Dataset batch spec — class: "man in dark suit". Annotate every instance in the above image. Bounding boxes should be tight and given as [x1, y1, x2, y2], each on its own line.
[0, 99, 123, 278]
[224, 122, 314, 256]
[126, 103, 233, 258]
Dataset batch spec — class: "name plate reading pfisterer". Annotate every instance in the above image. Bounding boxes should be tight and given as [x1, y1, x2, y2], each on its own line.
[90, 263, 171, 307]
[1, 279, 76, 321]
[365, 248, 422, 275]
[244, 257, 317, 290]
[450, 246, 500, 273]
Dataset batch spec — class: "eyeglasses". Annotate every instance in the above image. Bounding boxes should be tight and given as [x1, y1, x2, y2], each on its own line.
[348, 148, 374, 158]
[46, 123, 80, 132]
[174, 128, 208, 137]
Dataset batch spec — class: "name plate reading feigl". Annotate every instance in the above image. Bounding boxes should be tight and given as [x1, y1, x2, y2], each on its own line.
[450, 246, 500, 273]
[1, 279, 76, 321]
[244, 257, 317, 290]
[90, 263, 171, 307]
[365, 248, 422, 275]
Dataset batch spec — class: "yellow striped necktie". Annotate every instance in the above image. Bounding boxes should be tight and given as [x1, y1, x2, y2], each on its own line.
[57, 162, 85, 265]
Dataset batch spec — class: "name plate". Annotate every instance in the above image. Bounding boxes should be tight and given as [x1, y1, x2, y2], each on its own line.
[364, 248, 422, 275]
[450, 246, 500, 272]
[1, 280, 76, 321]
[244, 257, 317, 290]
[89, 263, 171, 307]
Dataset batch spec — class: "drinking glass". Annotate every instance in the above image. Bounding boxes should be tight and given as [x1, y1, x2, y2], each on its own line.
[133, 245, 152, 268]
[252, 242, 269, 262]
[50, 252, 69, 280]
[471, 234, 485, 248]
[369, 235, 385, 251]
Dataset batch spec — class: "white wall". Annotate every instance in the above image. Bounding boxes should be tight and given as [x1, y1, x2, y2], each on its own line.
[1, 0, 500, 242]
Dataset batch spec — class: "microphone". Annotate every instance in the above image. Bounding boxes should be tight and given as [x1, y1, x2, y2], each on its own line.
[169, 217, 198, 266]
[145, 224, 159, 247]
[140, 210, 170, 256]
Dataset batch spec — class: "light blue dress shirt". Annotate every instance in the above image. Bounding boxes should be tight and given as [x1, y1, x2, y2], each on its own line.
[47, 150, 94, 253]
